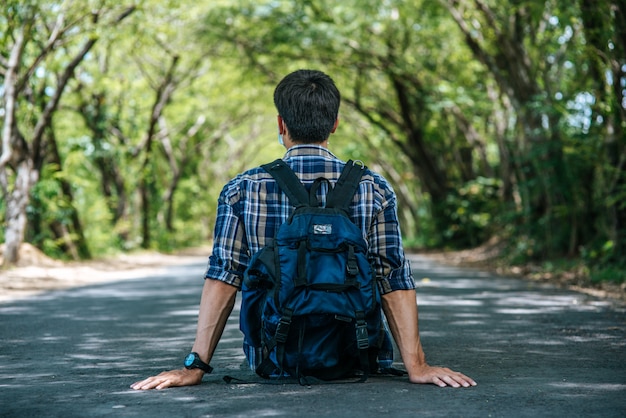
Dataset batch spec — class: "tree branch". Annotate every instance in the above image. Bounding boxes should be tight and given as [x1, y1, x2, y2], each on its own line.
[0, 26, 26, 173]
[30, 37, 98, 162]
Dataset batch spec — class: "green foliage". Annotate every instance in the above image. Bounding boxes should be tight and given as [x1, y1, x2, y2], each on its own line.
[441, 177, 503, 248]
[581, 239, 624, 272]
[1, 0, 623, 285]
[589, 265, 626, 284]
[27, 169, 65, 258]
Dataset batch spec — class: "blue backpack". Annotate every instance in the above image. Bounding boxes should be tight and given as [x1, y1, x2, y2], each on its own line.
[240, 159, 384, 382]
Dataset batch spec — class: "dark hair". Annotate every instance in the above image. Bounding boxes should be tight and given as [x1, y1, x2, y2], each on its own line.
[273, 69, 340, 143]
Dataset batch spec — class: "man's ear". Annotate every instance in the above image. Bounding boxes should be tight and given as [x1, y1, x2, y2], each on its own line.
[330, 117, 339, 133]
[277, 115, 286, 134]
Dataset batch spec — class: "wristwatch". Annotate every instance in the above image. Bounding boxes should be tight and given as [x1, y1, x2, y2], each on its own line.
[184, 352, 213, 374]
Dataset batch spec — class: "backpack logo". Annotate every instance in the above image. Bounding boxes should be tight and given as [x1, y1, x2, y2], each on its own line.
[240, 159, 385, 383]
[313, 224, 332, 234]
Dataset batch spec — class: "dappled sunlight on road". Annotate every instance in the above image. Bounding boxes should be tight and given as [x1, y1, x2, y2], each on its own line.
[408, 254, 626, 401]
[0, 266, 210, 399]
[0, 257, 624, 416]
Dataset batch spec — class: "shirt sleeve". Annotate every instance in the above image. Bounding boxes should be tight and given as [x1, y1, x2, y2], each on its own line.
[367, 190, 415, 295]
[204, 180, 249, 289]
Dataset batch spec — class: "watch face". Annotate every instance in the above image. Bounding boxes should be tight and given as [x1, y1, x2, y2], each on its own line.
[184, 353, 195, 367]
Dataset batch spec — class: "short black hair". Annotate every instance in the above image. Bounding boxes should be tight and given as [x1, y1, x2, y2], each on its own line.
[273, 69, 340, 143]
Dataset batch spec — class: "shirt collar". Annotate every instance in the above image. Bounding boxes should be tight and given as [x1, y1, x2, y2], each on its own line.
[283, 144, 338, 160]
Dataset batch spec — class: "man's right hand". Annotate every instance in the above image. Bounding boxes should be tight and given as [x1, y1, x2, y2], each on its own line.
[130, 368, 204, 390]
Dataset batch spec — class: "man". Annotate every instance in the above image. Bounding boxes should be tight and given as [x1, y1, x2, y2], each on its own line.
[131, 69, 476, 390]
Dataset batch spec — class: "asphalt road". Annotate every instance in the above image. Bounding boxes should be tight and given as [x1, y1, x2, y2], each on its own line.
[1, 255, 624, 417]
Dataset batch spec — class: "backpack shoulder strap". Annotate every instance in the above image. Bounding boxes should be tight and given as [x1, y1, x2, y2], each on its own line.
[261, 159, 309, 208]
[326, 160, 366, 211]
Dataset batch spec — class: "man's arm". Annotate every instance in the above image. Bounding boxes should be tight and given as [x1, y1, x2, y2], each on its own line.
[381, 289, 477, 388]
[130, 279, 237, 390]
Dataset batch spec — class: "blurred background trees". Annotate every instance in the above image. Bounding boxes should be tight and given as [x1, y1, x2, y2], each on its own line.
[1, 0, 624, 282]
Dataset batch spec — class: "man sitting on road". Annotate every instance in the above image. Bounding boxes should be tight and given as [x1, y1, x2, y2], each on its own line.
[131, 69, 477, 390]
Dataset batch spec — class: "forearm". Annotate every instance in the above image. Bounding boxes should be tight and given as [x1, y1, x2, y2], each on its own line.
[381, 289, 427, 374]
[191, 279, 238, 366]
[381, 289, 477, 387]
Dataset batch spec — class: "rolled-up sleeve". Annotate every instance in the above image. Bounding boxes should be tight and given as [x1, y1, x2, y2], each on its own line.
[368, 192, 415, 295]
[204, 181, 249, 289]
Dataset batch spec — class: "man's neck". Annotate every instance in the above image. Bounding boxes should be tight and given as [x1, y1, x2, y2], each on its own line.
[285, 139, 329, 150]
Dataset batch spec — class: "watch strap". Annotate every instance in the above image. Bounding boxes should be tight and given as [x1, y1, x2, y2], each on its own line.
[184, 352, 213, 374]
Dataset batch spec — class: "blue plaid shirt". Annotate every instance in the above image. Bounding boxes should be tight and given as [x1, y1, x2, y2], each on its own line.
[205, 145, 414, 371]
[205, 145, 414, 293]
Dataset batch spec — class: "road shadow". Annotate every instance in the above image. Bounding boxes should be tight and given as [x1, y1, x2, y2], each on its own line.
[0, 257, 624, 417]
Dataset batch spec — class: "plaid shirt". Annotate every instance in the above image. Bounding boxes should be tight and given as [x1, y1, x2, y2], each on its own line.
[205, 145, 415, 294]
[205, 145, 414, 372]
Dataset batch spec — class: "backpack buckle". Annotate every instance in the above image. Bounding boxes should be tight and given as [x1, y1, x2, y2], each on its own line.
[347, 259, 359, 276]
[346, 245, 359, 276]
[356, 320, 369, 350]
[275, 309, 293, 344]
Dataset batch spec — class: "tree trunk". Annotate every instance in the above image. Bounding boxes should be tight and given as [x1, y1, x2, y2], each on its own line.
[139, 54, 179, 248]
[1, 27, 28, 266]
[346, 70, 455, 244]
[2, 161, 38, 266]
[78, 91, 128, 225]
[1, 7, 135, 265]
[388, 75, 449, 201]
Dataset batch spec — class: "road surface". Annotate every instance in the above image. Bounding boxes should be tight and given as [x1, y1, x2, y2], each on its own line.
[1, 255, 624, 417]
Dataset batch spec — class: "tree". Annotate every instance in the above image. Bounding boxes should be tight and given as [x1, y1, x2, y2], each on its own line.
[53, 0, 272, 253]
[576, 0, 626, 265]
[0, 2, 135, 265]
[198, 0, 499, 246]
[443, 0, 625, 262]
[4, 0, 621, 280]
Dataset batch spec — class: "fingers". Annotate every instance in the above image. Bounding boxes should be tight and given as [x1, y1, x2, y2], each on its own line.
[130, 375, 173, 390]
[438, 369, 476, 388]
[432, 376, 447, 388]
[410, 366, 477, 388]
[436, 371, 476, 388]
[438, 374, 470, 388]
[130, 369, 202, 390]
[456, 372, 477, 388]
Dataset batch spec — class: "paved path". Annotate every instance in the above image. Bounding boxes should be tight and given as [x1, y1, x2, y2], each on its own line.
[1, 256, 624, 417]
